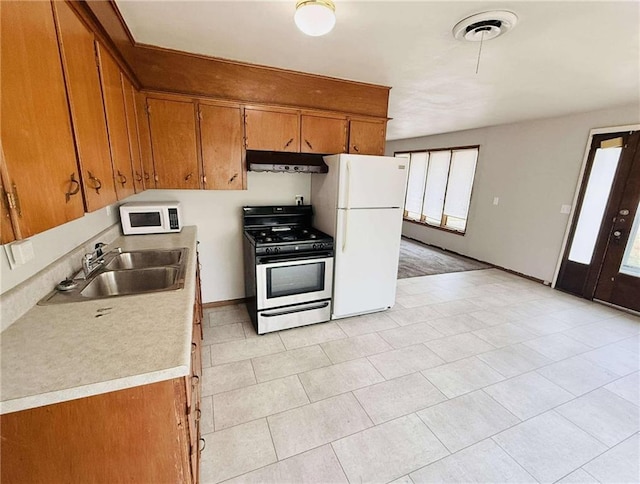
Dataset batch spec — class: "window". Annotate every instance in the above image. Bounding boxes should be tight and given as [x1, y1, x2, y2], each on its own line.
[396, 146, 479, 234]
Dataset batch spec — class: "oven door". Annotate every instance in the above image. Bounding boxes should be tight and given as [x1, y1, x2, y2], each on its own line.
[256, 253, 333, 310]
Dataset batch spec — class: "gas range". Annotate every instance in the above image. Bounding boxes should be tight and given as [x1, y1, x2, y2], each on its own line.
[242, 205, 334, 335]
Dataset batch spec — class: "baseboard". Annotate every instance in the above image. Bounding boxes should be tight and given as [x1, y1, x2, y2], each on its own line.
[401, 236, 546, 285]
[202, 297, 246, 309]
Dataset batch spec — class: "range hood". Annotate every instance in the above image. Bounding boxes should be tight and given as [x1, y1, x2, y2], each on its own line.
[246, 150, 328, 173]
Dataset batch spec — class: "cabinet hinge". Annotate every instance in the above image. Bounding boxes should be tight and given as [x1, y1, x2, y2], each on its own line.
[5, 185, 22, 217]
[146, 104, 151, 116]
[198, 110, 203, 121]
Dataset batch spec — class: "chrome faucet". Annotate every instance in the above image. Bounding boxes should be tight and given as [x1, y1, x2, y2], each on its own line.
[78, 242, 108, 279]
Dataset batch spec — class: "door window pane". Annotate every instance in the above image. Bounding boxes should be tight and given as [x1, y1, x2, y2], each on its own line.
[620, 201, 640, 277]
[423, 150, 450, 225]
[568, 147, 622, 264]
[403, 152, 427, 220]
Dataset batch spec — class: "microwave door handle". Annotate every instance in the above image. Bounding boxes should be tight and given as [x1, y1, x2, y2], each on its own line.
[262, 301, 330, 318]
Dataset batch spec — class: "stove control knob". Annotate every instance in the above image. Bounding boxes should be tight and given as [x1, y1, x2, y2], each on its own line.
[284, 166, 289, 171]
[274, 247, 280, 254]
[265, 248, 271, 254]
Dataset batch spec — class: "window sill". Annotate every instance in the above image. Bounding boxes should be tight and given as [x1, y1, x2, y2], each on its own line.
[403, 218, 466, 236]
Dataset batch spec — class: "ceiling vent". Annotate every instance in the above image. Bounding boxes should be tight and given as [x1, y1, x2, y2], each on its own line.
[453, 11, 518, 42]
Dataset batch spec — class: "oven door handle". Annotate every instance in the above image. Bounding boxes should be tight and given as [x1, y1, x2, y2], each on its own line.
[258, 252, 333, 264]
[261, 301, 330, 318]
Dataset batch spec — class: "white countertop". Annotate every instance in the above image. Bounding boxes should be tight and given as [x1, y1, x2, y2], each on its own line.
[0, 227, 198, 415]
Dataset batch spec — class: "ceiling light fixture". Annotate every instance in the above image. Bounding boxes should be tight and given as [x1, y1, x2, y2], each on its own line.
[294, 0, 336, 37]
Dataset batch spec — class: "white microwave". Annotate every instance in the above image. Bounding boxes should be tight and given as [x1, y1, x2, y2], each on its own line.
[120, 202, 182, 235]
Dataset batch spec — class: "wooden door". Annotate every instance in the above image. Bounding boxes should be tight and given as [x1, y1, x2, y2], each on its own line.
[52, 1, 117, 212]
[245, 108, 299, 152]
[122, 77, 145, 193]
[199, 104, 244, 190]
[136, 93, 156, 189]
[557, 131, 640, 312]
[301, 115, 347, 154]
[148, 98, 201, 189]
[349, 119, 386, 155]
[96, 42, 135, 200]
[1, 0, 85, 238]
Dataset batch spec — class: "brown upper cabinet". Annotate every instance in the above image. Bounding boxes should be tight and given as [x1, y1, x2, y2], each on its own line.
[96, 42, 136, 200]
[301, 114, 347, 154]
[135, 92, 156, 189]
[147, 98, 201, 190]
[199, 103, 244, 190]
[52, 1, 118, 213]
[349, 119, 386, 156]
[245, 108, 300, 152]
[121, 77, 145, 193]
[1, 0, 85, 238]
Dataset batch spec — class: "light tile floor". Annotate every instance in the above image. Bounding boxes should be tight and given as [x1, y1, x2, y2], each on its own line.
[200, 269, 640, 484]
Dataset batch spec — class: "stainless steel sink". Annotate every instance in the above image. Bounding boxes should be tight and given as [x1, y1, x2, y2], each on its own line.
[81, 267, 181, 298]
[38, 247, 188, 305]
[104, 249, 185, 270]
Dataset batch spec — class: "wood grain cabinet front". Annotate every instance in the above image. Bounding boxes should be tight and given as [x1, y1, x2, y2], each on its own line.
[96, 42, 136, 200]
[52, 0, 118, 212]
[1, 0, 85, 238]
[245, 108, 300, 152]
[122, 77, 145, 193]
[300, 114, 348, 154]
[199, 103, 244, 190]
[348, 118, 387, 156]
[147, 98, 201, 189]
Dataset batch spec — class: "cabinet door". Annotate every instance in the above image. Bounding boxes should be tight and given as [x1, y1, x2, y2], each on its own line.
[122, 77, 144, 193]
[1, 0, 85, 238]
[136, 93, 156, 189]
[148, 98, 201, 189]
[200, 104, 244, 190]
[245, 108, 299, 152]
[52, 1, 117, 212]
[301, 115, 347, 154]
[96, 42, 135, 200]
[349, 119, 386, 156]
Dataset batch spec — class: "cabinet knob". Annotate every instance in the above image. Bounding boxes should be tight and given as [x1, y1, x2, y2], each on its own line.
[144, 172, 150, 181]
[353, 145, 360, 153]
[135, 171, 143, 182]
[117, 171, 127, 186]
[65, 173, 81, 202]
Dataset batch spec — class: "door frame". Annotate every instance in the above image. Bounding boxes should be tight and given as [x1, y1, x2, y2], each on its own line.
[551, 123, 640, 288]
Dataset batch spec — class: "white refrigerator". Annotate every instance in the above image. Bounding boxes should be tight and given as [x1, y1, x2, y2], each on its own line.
[311, 154, 409, 319]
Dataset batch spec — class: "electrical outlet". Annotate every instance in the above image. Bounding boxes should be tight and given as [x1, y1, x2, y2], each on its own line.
[493, 197, 499, 206]
[560, 204, 572, 214]
[106, 205, 112, 217]
[295, 195, 304, 206]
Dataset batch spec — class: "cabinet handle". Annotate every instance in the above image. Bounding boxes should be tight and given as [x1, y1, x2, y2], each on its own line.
[195, 408, 202, 422]
[65, 173, 80, 202]
[144, 172, 150, 181]
[284, 138, 294, 149]
[185, 172, 193, 181]
[305, 139, 313, 150]
[191, 342, 197, 353]
[87, 171, 102, 194]
[135, 171, 143, 182]
[199, 438, 206, 452]
[229, 173, 238, 184]
[353, 145, 360, 153]
[192, 375, 199, 385]
[117, 171, 127, 186]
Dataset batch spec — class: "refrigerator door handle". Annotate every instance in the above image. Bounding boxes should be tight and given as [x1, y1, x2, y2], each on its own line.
[345, 159, 351, 209]
[342, 209, 348, 252]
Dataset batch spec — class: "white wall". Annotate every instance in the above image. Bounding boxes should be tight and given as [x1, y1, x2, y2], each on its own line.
[1, 172, 310, 303]
[386, 104, 640, 283]
[128, 172, 311, 303]
[1, 205, 119, 294]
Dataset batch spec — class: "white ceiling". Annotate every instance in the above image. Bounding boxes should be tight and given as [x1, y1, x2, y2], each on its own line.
[115, 1, 640, 141]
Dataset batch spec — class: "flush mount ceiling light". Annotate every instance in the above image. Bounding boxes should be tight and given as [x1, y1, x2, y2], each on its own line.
[453, 10, 518, 73]
[294, 0, 336, 37]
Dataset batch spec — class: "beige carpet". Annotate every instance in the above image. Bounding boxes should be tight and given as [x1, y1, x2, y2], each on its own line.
[397, 237, 491, 279]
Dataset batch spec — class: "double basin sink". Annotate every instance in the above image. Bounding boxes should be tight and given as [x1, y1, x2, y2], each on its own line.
[39, 248, 188, 305]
